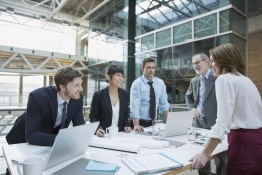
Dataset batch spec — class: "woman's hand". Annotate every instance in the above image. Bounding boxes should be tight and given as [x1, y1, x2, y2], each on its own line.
[189, 152, 208, 170]
[96, 129, 105, 137]
[124, 126, 132, 133]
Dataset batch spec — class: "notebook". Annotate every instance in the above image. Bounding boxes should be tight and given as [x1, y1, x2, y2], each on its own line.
[144, 111, 193, 138]
[121, 153, 183, 175]
[12, 122, 99, 170]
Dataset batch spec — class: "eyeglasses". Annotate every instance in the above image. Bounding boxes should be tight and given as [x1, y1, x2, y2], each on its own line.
[192, 59, 205, 66]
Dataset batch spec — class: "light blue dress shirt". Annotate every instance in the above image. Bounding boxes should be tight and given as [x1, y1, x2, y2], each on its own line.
[130, 75, 170, 120]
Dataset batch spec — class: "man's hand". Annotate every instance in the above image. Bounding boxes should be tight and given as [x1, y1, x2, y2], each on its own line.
[134, 125, 144, 132]
[189, 152, 208, 171]
[124, 126, 132, 133]
[191, 108, 200, 118]
[96, 129, 105, 137]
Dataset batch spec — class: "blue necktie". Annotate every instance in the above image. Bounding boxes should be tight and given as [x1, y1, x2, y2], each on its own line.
[148, 82, 156, 120]
[60, 102, 67, 129]
[200, 77, 206, 116]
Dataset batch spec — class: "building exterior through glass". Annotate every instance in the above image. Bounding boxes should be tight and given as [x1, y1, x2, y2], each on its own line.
[87, 0, 246, 105]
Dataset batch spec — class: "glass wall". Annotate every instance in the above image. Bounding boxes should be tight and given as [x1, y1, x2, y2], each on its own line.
[136, 0, 230, 35]
[173, 22, 192, 44]
[194, 14, 217, 39]
[86, 0, 247, 105]
[87, 0, 130, 102]
[135, 1, 247, 104]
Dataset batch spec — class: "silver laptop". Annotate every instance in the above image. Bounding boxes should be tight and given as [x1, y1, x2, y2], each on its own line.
[163, 111, 193, 138]
[12, 122, 99, 170]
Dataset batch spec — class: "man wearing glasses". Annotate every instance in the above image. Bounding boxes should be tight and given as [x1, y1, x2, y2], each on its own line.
[185, 53, 226, 175]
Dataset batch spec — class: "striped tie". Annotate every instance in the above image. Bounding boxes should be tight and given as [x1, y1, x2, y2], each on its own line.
[148, 81, 156, 120]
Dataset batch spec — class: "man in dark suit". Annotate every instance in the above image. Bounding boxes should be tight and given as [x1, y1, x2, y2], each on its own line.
[6, 67, 85, 146]
[185, 53, 227, 175]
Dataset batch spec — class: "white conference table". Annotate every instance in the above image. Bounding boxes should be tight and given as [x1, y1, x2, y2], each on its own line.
[3, 129, 228, 175]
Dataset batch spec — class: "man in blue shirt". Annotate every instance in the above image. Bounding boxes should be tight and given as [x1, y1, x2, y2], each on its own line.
[130, 58, 170, 132]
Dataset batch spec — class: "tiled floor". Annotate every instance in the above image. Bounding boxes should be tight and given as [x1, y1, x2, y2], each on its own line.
[0, 124, 215, 175]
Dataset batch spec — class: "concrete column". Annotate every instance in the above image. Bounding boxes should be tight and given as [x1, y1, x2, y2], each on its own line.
[43, 76, 47, 87]
[49, 76, 53, 86]
[82, 76, 88, 105]
[19, 76, 23, 106]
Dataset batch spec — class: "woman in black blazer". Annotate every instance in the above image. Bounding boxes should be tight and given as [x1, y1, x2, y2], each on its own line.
[89, 65, 132, 136]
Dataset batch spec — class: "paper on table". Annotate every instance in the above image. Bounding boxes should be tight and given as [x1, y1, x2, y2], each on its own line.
[111, 137, 169, 148]
[85, 160, 117, 172]
[121, 153, 183, 175]
[90, 137, 140, 153]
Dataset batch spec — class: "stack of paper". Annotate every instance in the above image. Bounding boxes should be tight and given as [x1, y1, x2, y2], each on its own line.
[121, 153, 183, 175]
[90, 137, 140, 153]
[111, 137, 169, 148]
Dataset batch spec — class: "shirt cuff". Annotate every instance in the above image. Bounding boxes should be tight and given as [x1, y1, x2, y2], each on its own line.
[208, 123, 229, 143]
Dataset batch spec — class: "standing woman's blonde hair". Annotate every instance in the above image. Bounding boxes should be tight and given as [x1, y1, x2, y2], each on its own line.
[209, 43, 246, 76]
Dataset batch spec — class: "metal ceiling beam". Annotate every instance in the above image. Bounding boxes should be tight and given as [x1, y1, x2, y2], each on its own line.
[137, 0, 173, 15]
[49, 0, 70, 18]
[188, 0, 211, 11]
[68, 0, 89, 14]
[76, 0, 110, 23]
[139, 0, 191, 18]
[0, 0, 52, 15]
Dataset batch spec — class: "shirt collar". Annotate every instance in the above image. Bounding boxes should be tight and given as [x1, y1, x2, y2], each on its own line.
[57, 93, 70, 105]
[202, 69, 211, 80]
[141, 75, 156, 84]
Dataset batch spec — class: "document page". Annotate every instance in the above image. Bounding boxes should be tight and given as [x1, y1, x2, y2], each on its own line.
[121, 153, 183, 174]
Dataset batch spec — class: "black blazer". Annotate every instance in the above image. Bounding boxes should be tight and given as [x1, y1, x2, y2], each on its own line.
[89, 87, 130, 132]
[6, 86, 85, 146]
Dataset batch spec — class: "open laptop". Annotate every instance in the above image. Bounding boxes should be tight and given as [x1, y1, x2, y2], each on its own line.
[12, 122, 99, 170]
[144, 111, 193, 138]
[162, 111, 193, 137]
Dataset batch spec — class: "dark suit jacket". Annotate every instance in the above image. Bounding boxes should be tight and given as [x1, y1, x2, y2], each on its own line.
[185, 71, 217, 129]
[6, 86, 85, 146]
[89, 87, 130, 132]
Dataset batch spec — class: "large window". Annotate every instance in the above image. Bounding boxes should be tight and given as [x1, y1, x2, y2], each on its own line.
[0, 14, 77, 55]
[194, 14, 217, 39]
[156, 28, 171, 48]
[173, 22, 192, 44]
[141, 34, 154, 51]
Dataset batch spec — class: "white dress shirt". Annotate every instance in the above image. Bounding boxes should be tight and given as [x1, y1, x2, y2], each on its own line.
[209, 73, 262, 142]
[55, 93, 70, 127]
[111, 100, 120, 127]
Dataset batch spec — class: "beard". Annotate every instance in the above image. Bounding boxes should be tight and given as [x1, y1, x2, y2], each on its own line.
[64, 88, 80, 100]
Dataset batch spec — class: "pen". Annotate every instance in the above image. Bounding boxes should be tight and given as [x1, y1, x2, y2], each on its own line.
[99, 126, 104, 130]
